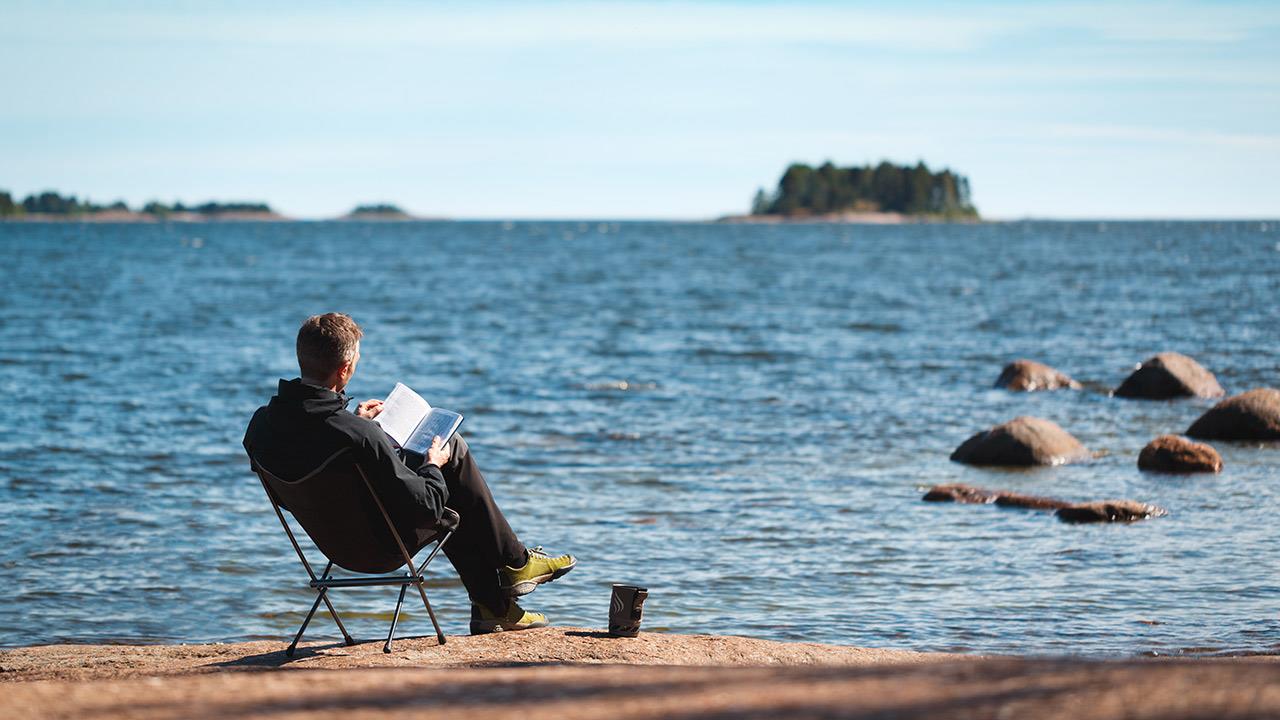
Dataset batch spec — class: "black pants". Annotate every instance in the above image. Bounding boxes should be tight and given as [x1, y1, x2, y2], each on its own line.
[406, 434, 525, 614]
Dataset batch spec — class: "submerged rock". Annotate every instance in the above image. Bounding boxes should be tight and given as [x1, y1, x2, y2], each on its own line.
[992, 492, 1071, 510]
[1056, 500, 1167, 524]
[994, 359, 1081, 392]
[1186, 388, 1280, 440]
[950, 416, 1090, 466]
[1113, 352, 1224, 399]
[922, 484, 997, 503]
[923, 485, 1154, 519]
[923, 487, 1070, 510]
[1138, 435, 1223, 473]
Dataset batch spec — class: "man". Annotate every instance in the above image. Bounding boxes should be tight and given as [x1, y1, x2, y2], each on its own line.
[244, 312, 575, 634]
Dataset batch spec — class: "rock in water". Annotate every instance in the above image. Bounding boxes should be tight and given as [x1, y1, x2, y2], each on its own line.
[1056, 500, 1167, 523]
[1138, 435, 1223, 473]
[993, 493, 1071, 510]
[1186, 388, 1280, 440]
[1113, 352, 1224, 399]
[950, 416, 1091, 466]
[994, 359, 1081, 391]
[922, 484, 998, 503]
[923, 485, 1139, 515]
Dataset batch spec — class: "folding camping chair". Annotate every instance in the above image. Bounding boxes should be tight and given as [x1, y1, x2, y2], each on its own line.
[250, 448, 459, 655]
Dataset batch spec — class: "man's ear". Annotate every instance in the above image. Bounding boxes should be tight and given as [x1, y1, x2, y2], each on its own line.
[327, 362, 349, 390]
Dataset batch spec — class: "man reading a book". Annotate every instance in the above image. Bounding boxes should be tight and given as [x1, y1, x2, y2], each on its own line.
[243, 312, 576, 634]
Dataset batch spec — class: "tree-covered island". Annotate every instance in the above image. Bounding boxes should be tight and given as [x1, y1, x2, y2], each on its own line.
[744, 160, 978, 221]
[1, 190, 131, 217]
[141, 200, 275, 219]
[340, 203, 413, 220]
[0, 190, 281, 220]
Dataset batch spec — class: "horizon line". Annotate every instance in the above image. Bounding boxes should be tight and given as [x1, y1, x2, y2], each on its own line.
[2, 214, 1277, 224]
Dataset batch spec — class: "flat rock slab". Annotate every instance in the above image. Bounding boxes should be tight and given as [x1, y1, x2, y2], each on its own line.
[1138, 435, 1223, 473]
[995, 359, 1081, 391]
[0, 628, 947, 683]
[1114, 352, 1224, 399]
[951, 416, 1091, 466]
[923, 485, 1161, 519]
[4, 645, 1279, 720]
[994, 492, 1073, 510]
[1187, 388, 1280, 440]
[922, 483, 998, 503]
[1056, 500, 1168, 523]
[922, 484, 1070, 510]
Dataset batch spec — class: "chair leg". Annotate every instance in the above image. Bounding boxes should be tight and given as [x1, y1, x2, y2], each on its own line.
[315, 563, 356, 646]
[287, 588, 326, 657]
[286, 533, 455, 655]
[413, 580, 447, 645]
[321, 595, 356, 647]
[384, 583, 409, 654]
[411, 531, 452, 646]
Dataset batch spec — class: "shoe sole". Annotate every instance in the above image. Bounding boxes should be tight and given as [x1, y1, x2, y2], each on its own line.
[501, 558, 578, 597]
[469, 617, 550, 635]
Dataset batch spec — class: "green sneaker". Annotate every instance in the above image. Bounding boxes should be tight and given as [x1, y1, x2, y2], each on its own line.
[469, 601, 549, 635]
[499, 546, 577, 597]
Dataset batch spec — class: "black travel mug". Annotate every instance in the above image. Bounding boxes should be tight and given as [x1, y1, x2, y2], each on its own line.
[608, 584, 648, 638]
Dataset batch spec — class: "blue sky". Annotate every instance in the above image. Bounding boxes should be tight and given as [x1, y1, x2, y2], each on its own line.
[2, 1, 1277, 219]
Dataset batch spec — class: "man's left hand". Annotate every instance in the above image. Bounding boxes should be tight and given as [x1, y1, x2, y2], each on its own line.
[356, 399, 384, 419]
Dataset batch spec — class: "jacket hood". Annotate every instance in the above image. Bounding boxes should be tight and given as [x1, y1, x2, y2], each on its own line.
[272, 378, 351, 416]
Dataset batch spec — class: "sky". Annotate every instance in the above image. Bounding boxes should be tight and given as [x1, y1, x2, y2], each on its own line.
[2, 0, 1278, 219]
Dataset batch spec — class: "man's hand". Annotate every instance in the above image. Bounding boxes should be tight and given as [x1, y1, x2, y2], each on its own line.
[355, 399, 384, 419]
[427, 435, 452, 467]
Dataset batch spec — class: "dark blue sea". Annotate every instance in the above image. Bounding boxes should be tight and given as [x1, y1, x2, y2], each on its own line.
[1, 220, 1277, 656]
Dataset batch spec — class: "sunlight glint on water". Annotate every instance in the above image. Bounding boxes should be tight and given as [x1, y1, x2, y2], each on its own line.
[0, 220, 1276, 655]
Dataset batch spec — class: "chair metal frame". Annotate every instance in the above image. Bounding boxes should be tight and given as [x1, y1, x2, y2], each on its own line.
[252, 450, 456, 655]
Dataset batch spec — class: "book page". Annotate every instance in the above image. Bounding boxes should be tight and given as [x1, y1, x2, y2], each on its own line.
[374, 382, 430, 447]
[404, 408, 464, 455]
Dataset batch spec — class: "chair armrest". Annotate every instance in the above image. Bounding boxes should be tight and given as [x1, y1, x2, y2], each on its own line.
[439, 507, 460, 532]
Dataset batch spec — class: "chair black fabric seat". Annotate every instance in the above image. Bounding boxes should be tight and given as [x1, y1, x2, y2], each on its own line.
[250, 448, 458, 654]
[258, 449, 454, 574]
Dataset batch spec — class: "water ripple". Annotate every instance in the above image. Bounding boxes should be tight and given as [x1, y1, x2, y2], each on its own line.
[0, 220, 1276, 655]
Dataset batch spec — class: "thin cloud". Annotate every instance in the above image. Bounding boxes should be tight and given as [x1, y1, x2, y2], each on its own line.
[1047, 123, 1280, 150]
[2, 1, 1277, 217]
[8, 2, 1269, 52]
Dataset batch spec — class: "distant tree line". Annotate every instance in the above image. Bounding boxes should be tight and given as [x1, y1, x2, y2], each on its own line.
[0, 189, 272, 218]
[141, 200, 272, 217]
[751, 161, 977, 218]
[0, 190, 129, 217]
[350, 203, 405, 215]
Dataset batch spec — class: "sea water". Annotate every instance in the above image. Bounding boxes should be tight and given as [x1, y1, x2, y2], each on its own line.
[0, 219, 1276, 655]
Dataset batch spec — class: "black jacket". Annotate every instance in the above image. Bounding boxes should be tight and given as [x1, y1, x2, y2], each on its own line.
[243, 379, 449, 528]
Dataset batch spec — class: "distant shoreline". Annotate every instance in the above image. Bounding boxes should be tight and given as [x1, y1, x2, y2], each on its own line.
[719, 210, 908, 224]
[0, 191, 444, 224]
[0, 215, 1273, 225]
[0, 211, 972, 225]
[717, 210, 985, 225]
[0, 210, 289, 223]
[0, 211, 457, 223]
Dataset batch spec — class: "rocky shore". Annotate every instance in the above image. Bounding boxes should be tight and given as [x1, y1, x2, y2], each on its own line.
[3, 629, 1278, 719]
[717, 211, 915, 224]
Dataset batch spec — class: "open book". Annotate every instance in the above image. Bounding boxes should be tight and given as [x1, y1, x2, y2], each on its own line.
[373, 382, 464, 456]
